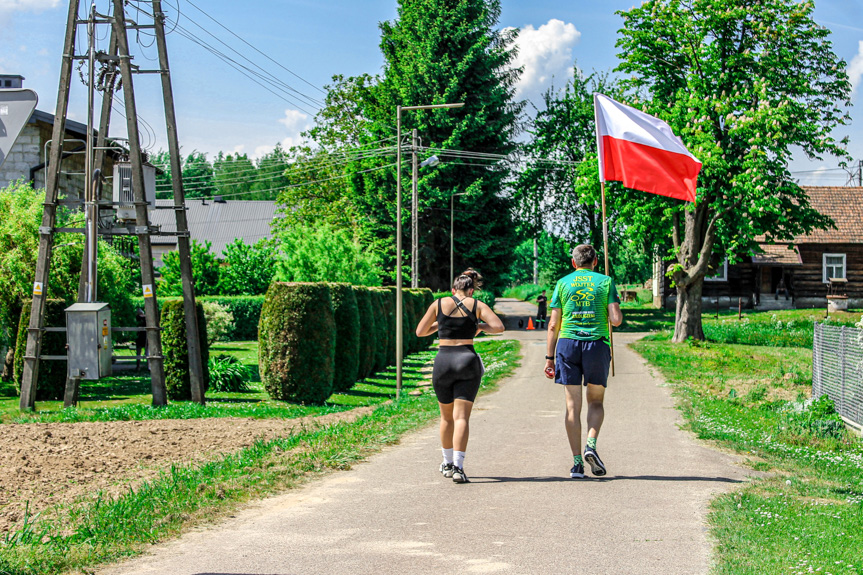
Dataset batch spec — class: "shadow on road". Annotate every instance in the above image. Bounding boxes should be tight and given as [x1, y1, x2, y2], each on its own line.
[471, 475, 743, 484]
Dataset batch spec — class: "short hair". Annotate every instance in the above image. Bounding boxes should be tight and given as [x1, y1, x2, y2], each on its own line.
[571, 244, 597, 267]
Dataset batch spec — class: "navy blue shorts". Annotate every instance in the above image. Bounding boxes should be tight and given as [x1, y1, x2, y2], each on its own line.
[554, 338, 611, 387]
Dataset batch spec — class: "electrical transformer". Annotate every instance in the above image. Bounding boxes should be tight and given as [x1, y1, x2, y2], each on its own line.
[113, 161, 156, 222]
[66, 303, 112, 380]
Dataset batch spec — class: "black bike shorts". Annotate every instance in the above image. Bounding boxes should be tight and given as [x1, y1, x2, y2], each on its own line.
[432, 345, 482, 403]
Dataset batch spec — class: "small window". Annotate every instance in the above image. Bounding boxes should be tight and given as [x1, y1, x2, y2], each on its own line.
[823, 253, 846, 283]
[705, 258, 728, 282]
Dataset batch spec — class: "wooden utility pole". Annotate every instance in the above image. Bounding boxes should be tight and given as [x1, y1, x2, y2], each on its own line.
[111, 0, 168, 406]
[19, 0, 81, 410]
[153, 0, 206, 403]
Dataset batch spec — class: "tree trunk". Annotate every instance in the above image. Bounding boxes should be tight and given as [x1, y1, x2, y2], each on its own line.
[672, 275, 705, 342]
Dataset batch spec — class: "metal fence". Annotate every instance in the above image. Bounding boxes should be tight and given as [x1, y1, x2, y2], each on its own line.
[812, 323, 863, 427]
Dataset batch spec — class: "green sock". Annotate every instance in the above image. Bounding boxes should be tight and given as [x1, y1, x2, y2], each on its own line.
[573, 455, 583, 466]
[587, 437, 597, 450]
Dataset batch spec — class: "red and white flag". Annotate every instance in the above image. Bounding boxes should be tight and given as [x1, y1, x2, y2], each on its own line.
[594, 93, 701, 202]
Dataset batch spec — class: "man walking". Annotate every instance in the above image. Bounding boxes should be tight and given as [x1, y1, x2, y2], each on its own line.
[535, 290, 548, 329]
[544, 245, 622, 478]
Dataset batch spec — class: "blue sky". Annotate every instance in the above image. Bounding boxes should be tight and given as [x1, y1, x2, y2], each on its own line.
[1, 0, 861, 185]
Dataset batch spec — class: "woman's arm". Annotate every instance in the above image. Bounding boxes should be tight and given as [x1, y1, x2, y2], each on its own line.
[476, 301, 505, 334]
[415, 302, 439, 337]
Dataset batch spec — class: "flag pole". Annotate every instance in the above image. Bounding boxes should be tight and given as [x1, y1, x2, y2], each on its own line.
[601, 180, 615, 377]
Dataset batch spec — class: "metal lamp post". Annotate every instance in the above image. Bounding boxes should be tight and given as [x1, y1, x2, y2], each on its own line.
[396, 102, 463, 400]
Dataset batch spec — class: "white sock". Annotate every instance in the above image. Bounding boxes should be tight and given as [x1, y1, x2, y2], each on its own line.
[441, 447, 454, 465]
[454, 450, 466, 469]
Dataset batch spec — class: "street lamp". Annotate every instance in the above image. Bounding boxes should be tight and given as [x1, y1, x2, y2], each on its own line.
[450, 191, 467, 284]
[396, 102, 464, 400]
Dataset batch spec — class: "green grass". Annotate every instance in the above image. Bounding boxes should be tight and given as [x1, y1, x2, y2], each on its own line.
[1, 341, 437, 424]
[0, 339, 521, 575]
[632, 334, 863, 574]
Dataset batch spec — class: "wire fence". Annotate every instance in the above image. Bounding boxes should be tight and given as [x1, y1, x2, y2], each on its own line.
[812, 323, 863, 427]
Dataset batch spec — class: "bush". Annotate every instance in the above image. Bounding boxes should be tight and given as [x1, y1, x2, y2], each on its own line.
[352, 286, 376, 380]
[329, 283, 360, 392]
[161, 300, 210, 401]
[409, 288, 435, 350]
[434, 289, 496, 310]
[374, 288, 397, 366]
[207, 354, 250, 392]
[401, 289, 418, 354]
[201, 301, 234, 345]
[13, 299, 67, 401]
[368, 289, 389, 372]
[259, 282, 335, 404]
[131, 295, 265, 341]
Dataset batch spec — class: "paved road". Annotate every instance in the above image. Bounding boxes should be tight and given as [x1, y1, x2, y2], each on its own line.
[100, 299, 748, 575]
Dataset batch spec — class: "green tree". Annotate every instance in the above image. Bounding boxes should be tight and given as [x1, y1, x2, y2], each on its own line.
[345, 0, 523, 292]
[274, 223, 383, 286]
[252, 143, 292, 201]
[181, 151, 216, 199]
[616, 0, 850, 341]
[218, 238, 278, 295]
[159, 240, 220, 296]
[214, 152, 256, 199]
[506, 232, 573, 286]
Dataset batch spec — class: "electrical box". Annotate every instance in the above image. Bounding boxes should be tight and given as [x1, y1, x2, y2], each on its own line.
[66, 303, 112, 380]
[113, 161, 156, 222]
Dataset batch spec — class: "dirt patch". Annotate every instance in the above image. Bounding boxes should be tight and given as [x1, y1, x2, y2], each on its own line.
[0, 407, 373, 534]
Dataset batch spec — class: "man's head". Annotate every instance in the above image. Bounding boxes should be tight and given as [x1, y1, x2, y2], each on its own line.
[571, 244, 598, 269]
[541, 290, 546, 295]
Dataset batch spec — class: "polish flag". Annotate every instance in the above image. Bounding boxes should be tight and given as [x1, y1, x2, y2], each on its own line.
[594, 93, 701, 203]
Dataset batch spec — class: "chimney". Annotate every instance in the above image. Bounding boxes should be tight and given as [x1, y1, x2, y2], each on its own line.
[0, 75, 25, 89]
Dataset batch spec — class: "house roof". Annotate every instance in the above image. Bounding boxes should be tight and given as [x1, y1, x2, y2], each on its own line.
[752, 243, 802, 266]
[150, 199, 279, 257]
[30, 109, 90, 139]
[795, 186, 863, 243]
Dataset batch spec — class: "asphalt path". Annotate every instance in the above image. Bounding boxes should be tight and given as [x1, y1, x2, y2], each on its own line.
[100, 298, 749, 575]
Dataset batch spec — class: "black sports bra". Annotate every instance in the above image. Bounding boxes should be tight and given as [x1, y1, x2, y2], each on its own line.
[437, 297, 479, 340]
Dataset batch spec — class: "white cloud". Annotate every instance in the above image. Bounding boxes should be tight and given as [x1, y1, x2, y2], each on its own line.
[277, 108, 312, 149]
[0, 0, 59, 13]
[849, 40, 863, 100]
[508, 19, 581, 103]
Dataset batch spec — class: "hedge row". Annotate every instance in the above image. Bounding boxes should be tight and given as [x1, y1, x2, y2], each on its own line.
[161, 300, 210, 401]
[259, 283, 435, 404]
[131, 295, 264, 341]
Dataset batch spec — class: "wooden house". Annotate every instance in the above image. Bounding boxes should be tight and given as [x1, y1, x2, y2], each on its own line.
[657, 186, 863, 311]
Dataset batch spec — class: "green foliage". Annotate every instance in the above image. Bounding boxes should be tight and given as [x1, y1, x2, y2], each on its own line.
[352, 287, 377, 380]
[259, 283, 335, 404]
[408, 288, 435, 350]
[616, 0, 851, 340]
[328, 283, 360, 392]
[131, 295, 265, 341]
[152, 150, 216, 199]
[218, 238, 278, 296]
[368, 289, 389, 372]
[433, 289, 496, 310]
[213, 152, 256, 198]
[159, 240, 221, 297]
[13, 300, 67, 401]
[207, 354, 250, 393]
[161, 300, 210, 401]
[506, 232, 573, 288]
[201, 301, 233, 345]
[275, 222, 383, 286]
[374, 288, 397, 366]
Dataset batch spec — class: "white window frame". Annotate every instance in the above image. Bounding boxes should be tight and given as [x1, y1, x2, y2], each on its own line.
[822, 253, 846, 284]
[705, 258, 728, 282]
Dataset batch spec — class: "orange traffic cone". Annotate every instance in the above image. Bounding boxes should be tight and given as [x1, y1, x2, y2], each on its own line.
[526, 317, 535, 330]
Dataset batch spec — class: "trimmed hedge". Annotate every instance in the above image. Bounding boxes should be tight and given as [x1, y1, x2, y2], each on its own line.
[433, 289, 496, 310]
[161, 300, 210, 401]
[352, 287, 376, 380]
[408, 288, 435, 351]
[131, 295, 264, 341]
[368, 289, 389, 373]
[329, 283, 360, 392]
[13, 299, 67, 401]
[374, 288, 397, 367]
[259, 282, 335, 404]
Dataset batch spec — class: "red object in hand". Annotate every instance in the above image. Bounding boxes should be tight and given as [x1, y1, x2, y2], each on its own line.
[544, 366, 555, 379]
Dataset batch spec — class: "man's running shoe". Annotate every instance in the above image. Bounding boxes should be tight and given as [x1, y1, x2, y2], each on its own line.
[440, 462, 454, 478]
[452, 466, 470, 483]
[570, 463, 584, 479]
[584, 446, 607, 476]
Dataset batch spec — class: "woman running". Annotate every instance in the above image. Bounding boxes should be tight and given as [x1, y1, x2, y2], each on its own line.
[415, 269, 505, 483]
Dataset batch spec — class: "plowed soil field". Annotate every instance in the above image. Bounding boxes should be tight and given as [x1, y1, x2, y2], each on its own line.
[0, 408, 372, 534]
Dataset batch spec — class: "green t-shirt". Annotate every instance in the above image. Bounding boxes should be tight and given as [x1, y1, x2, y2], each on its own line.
[550, 269, 620, 341]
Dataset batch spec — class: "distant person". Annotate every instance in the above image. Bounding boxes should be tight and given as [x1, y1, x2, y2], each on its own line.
[416, 269, 505, 483]
[544, 245, 622, 478]
[775, 276, 790, 301]
[535, 289, 548, 329]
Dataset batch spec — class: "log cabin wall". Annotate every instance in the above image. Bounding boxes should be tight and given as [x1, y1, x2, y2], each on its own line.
[794, 243, 863, 308]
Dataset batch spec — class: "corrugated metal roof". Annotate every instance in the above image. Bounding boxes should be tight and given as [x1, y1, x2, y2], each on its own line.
[150, 199, 279, 257]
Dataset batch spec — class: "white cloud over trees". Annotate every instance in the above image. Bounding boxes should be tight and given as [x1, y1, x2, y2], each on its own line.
[508, 19, 581, 104]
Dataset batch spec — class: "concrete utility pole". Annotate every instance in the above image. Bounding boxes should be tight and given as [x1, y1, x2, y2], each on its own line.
[411, 128, 419, 288]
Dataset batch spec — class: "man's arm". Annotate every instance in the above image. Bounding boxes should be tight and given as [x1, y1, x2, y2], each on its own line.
[544, 308, 562, 379]
[608, 302, 623, 327]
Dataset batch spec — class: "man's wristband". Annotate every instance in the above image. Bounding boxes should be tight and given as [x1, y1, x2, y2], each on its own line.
[545, 355, 554, 360]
